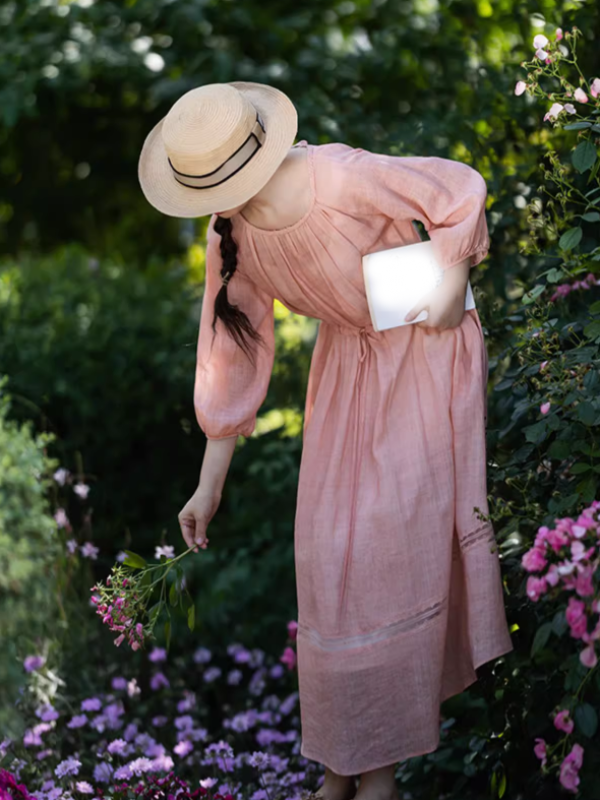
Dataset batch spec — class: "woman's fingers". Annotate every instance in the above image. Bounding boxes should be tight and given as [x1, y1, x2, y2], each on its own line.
[179, 515, 197, 551]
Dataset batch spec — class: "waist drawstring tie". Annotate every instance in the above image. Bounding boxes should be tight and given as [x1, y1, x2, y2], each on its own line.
[333, 323, 378, 621]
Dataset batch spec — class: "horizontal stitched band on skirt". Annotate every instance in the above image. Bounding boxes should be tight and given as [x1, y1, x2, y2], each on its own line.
[297, 599, 446, 652]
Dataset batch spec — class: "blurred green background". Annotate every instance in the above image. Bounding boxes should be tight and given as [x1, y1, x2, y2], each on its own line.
[1, 0, 600, 796]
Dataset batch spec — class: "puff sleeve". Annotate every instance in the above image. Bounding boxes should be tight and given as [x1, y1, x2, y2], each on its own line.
[193, 217, 275, 440]
[346, 147, 491, 271]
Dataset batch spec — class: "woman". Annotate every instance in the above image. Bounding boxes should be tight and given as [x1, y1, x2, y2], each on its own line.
[138, 81, 513, 800]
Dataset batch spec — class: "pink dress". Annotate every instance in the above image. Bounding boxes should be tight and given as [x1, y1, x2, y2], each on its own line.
[194, 141, 514, 775]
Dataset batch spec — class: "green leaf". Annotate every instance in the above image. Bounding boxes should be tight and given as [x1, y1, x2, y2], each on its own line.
[531, 622, 552, 657]
[574, 703, 598, 738]
[498, 772, 507, 799]
[546, 268, 564, 284]
[572, 139, 598, 173]
[524, 420, 548, 445]
[559, 227, 583, 251]
[590, 300, 600, 314]
[570, 462, 591, 474]
[564, 121, 592, 130]
[548, 440, 571, 459]
[148, 602, 162, 625]
[576, 402, 596, 426]
[551, 610, 568, 637]
[583, 320, 600, 342]
[187, 602, 195, 631]
[169, 581, 178, 607]
[581, 212, 600, 222]
[522, 284, 545, 304]
[123, 550, 147, 569]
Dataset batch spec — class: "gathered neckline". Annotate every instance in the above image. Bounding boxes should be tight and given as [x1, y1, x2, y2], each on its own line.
[236, 142, 316, 235]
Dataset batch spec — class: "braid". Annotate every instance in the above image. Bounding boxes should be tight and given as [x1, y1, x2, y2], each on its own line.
[212, 215, 264, 365]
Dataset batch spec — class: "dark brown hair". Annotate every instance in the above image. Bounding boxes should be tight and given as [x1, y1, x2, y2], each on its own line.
[212, 215, 264, 365]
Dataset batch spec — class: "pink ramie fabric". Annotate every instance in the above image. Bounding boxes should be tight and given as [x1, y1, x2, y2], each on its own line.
[194, 141, 514, 775]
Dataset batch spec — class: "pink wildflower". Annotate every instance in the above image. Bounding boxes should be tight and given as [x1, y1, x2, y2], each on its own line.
[559, 744, 584, 792]
[522, 547, 547, 572]
[533, 738, 547, 767]
[580, 644, 597, 669]
[566, 597, 587, 639]
[573, 87, 588, 103]
[526, 575, 547, 601]
[540, 401, 551, 415]
[280, 646, 297, 671]
[554, 709, 574, 734]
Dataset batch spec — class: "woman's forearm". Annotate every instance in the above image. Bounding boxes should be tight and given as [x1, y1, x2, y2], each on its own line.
[198, 435, 238, 497]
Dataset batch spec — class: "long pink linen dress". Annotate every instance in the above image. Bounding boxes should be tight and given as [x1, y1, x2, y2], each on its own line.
[194, 140, 514, 776]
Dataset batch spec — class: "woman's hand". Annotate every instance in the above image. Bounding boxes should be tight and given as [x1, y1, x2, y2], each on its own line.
[178, 487, 221, 553]
[404, 257, 471, 331]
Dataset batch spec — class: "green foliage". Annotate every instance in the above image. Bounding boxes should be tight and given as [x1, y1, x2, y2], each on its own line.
[0, 377, 59, 735]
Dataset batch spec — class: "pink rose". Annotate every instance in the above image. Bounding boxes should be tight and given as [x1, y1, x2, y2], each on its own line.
[573, 87, 588, 103]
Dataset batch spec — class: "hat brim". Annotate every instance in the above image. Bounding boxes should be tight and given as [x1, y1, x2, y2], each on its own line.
[138, 81, 298, 219]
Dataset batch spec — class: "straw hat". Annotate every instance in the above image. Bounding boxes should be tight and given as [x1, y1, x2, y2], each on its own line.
[138, 81, 298, 218]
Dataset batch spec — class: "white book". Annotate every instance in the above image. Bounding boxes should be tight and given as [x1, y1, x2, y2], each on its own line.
[362, 238, 476, 332]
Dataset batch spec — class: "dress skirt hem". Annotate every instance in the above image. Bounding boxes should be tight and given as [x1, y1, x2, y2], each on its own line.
[298, 638, 514, 776]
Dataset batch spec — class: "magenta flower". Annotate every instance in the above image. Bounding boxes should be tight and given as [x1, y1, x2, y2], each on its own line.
[526, 575, 547, 601]
[540, 401, 551, 415]
[533, 738, 547, 767]
[287, 621, 298, 641]
[559, 744, 584, 792]
[280, 646, 297, 671]
[521, 547, 547, 572]
[580, 643, 597, 668]
[554, 709, 574, 734]
[566, 597, 588, 639]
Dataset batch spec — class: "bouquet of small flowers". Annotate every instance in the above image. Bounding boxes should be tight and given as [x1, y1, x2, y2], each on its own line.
[90, 546, 197, 652]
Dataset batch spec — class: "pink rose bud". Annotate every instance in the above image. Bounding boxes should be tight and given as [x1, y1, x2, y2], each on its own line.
[540, 401, 551, 415]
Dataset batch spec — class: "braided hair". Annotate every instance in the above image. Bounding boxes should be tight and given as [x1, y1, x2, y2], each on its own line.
[212, 215, 265, 366]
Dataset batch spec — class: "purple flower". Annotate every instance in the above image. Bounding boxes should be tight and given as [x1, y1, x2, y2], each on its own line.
[110, 677, 128, 691]
[203, 666, 222, 683]
[123, 723, 138, 742]
[23, 729, 43, 747]
[55, 757, 81, 778]
[193, 647, 212, 664]
[174, 715, 194, 731]
[81, 698, 102, 712]
[151, 716, 168, 727]
[107, 739, 129, 756]
[173, 740, 193, 757]
[148, 647, 167, 663]
[150, 672, 170, 691]
[75, 782, 94, 794]
[92, 763, 113, 783]
[113, 765, 132, 781]
[279, 692, 299, 715]
[79, 541, 99, 559]
[35, 705, 59, 722]
[248, 752, 270, 769]
[269, 664, 284, 679]
[67, 715, 88, 729]
[23, 656, 46, 673]
[149, 754, 174, 772]
[227, 670, 243, 685]
[127, 758, 153, 776]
